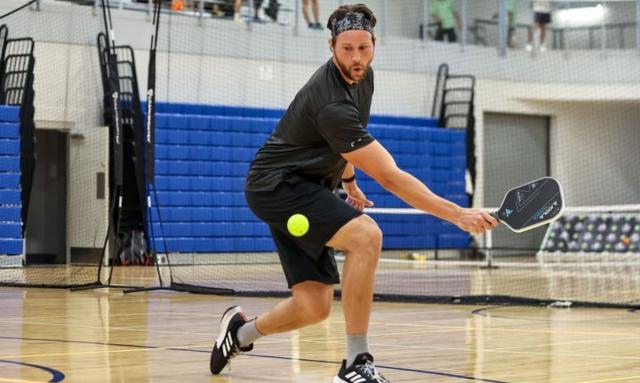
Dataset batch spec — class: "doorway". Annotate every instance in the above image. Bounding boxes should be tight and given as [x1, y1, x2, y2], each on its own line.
[25, 130, 67, 264]
[483, 112, 550, 255]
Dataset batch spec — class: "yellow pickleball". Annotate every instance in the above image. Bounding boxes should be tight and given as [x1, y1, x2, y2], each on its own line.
[287, 214, 309, 237]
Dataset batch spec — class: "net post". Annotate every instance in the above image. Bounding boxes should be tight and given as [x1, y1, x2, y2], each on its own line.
[481, 229, 498, 269]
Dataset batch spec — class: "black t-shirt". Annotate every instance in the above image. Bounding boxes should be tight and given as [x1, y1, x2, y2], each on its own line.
[245, 59, 375, 192]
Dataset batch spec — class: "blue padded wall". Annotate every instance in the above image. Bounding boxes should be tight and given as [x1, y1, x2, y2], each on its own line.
[150, 102, 469, 253]
[0, 106, 23, 255]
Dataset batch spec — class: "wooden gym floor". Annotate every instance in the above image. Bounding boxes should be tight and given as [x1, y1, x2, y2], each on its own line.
[0, 286, 639, 383]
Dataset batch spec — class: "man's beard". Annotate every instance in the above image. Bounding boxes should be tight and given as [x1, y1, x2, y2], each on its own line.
[336, 58, 370, 84]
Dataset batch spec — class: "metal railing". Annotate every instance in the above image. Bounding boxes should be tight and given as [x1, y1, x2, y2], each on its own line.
[32, 0, 640, 55]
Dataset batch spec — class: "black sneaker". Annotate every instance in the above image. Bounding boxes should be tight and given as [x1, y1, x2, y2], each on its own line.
[209, 306, 254, 374]
[333, 353, 390, 383]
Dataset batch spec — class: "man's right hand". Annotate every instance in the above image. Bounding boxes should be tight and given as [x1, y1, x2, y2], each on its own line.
[455, 208, 499, 235]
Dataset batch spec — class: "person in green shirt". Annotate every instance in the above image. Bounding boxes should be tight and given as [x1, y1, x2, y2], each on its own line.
[431, 0, 460, 42]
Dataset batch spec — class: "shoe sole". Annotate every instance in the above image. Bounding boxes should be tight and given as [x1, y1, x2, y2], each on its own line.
[215, 305, 242, 348]
[332, 377, 348, 383]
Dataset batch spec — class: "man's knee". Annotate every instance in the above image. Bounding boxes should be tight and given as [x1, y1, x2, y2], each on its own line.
[343, 215, 382, 255]
[292, 282, 333, 324]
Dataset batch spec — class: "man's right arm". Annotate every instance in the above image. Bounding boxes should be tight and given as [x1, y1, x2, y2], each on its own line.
[342, 140, 497, 234]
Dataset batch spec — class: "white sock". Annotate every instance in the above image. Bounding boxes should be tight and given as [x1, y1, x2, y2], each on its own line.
[346, 334, 369, 367]
[237, 319, 263, 347]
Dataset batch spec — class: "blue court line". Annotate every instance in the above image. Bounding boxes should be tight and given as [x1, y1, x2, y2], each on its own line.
[0, 335, 511, 383]
[0, 359, 65, 382]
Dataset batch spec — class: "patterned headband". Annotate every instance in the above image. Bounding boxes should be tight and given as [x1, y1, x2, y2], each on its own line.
[331, 12, 374, 38]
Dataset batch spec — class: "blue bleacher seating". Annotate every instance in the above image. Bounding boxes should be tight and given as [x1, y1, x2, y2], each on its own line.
[149, 103, 469, 253]
[0, 107, 27, 255]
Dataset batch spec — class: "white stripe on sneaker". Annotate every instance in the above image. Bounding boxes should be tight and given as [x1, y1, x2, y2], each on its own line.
[215, 306, 242, 347]
[345, 372, 358, 379]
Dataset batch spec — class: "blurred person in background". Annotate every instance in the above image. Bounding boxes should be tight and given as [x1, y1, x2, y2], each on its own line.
[431, 0, 460, 42]
[303, 0, 322, 29]
[527, 0, 552, 51]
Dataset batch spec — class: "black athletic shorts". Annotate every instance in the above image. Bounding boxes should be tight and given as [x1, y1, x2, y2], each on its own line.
[534, 12, 551, 25]
[245, 178, 362, 288]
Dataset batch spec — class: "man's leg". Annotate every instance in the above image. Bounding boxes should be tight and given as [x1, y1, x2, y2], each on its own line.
[211, 280, 333, 375]
[252, 280, 333, 336]
[540, 23, 547, 44]
[327, 215, 382, 364]
[311, 0, 320, 24]
[233, 0, 242, 22]
[302, 0, 311, 26]
[448, 29, 457, 43]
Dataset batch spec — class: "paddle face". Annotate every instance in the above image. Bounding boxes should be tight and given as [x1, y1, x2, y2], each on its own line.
[496, 177, 564, 233]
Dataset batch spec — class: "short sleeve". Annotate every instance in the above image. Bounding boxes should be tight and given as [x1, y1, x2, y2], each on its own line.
[316, 102, 374, 154]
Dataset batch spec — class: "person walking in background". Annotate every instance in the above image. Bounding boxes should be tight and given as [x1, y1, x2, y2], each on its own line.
[431, 0, 460, 42]
[527, 0, 552, 51]
[303, 0, 322, 29]
[233, 0, 265, 23]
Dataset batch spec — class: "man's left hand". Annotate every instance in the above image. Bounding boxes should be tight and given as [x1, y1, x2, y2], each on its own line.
[343, 181, 374, 211]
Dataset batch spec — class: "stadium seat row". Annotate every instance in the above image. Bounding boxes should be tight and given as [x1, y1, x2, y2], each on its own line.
[152, 237, 276, 253]
[0, 223, 22, 238]
[0, 123, 20, 139]
[150, 222, 271, 237]
[0, 174, 20, 188]
[151, 233, 468, 253]
[0, 156, 20, 172]
[0, 239, 22, 255]
[156, 128, 269, 147]
[153, 190, 247, 206]
[155, 158, 465, 177]
[155, 143, 464, 163]
[156, 114, 278, 133]
[149, 220, 465, 238]
[0, 140, 19, 156]
[149, 207, 453, 224]
[153, 174, 464, 193]
[155, 115, 454, 142]
[151, 102, 439, 128]
[369, 125, 464, 142]
[156, 145, 256, 161]
[155, 129, 465, 157]
[0, 106, 20, 123]
[359, 179, 466, 196]
[154, 177, 245, 193]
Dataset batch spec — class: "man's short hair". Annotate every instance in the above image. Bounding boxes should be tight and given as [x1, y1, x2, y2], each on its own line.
[327, 4, 377, 45]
